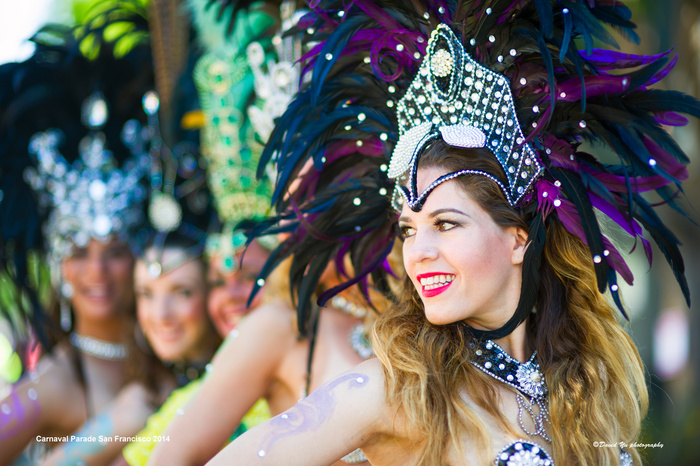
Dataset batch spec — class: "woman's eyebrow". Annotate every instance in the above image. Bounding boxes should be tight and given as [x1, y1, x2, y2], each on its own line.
[427, 208, 468, 218]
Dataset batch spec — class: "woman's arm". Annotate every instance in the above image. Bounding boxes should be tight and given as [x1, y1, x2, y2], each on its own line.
[39, 382, 154, 466]
[0, 352, 83, 464]
[149, 302, 298, 466]
[206, 359, 389, 466]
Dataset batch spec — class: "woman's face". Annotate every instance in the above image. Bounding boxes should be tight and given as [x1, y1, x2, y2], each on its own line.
[134, 250, 210, 362]
[398, 166, 526, 329]
[207, 240, 269, 336]
[61, 238, 135, 322]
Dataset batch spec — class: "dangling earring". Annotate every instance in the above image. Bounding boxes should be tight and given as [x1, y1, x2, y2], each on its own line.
[60, 281, 74, 332]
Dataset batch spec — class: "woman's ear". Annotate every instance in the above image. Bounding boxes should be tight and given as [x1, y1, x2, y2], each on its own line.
[510, 227, 529, 265]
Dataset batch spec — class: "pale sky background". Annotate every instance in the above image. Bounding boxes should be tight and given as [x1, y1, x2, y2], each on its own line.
[0, 0, 71, 65]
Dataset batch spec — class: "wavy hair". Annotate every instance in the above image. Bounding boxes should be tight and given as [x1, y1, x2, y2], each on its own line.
[372, 140, 647, 465]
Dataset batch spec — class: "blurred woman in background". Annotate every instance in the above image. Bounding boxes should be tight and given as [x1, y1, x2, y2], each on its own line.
[0, 23, 154, 464]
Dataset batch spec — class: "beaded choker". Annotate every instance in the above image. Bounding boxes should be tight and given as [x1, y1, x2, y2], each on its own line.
[168, 360, 210, 387]
[470, 340, 550, 443]
[70, 333, 128, 361]
[330, 295, 369, 319]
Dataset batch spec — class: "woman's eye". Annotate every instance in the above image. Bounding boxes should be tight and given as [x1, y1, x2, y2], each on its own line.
[135, 290, 151, 299]
[435, 220, 457, 231]
[178, 289, 193, 298]
[209, 279, 225, 288]
[243, 272, 259, 282]
[398, 225, 415, 239]
[107, 248, 129, 258]
[70, 248, 88, 259]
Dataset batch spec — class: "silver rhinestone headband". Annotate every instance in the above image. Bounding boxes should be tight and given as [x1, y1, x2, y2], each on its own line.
[23, 92, 151, 270]
[388, 24, 542, 211]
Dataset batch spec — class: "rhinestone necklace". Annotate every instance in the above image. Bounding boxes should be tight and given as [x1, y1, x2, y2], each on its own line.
[470, 340, 551, 443]
[70, 333, 128, 361]
[330, 295, 368, 319]
[349, 323, 374, 359]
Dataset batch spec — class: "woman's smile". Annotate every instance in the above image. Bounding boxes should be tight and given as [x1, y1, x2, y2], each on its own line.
[416, 272, 455, 297]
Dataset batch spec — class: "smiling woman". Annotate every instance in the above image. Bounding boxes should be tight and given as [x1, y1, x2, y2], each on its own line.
[398, 147, 528, 329]
[206, 239, 271, 337]
[0, 17, 155, 463]
[205, 1, 699, 464]
[135, 243, 215, 367]
[62, 239, 136, 334]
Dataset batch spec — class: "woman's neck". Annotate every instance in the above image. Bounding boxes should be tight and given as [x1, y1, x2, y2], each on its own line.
[492, 320, 530, 362]
[73, 316, 129, 342]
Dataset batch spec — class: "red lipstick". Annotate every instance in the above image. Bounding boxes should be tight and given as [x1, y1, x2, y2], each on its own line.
[416, 272, 454, 298]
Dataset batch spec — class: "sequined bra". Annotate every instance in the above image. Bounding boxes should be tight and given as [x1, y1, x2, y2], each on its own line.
[493, 440, 633, 465]
[495, 440, 551, 465]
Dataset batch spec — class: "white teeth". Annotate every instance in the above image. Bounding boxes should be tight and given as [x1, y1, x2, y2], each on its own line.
[419, 275, 455, 289]
[85, 287, 108, 297]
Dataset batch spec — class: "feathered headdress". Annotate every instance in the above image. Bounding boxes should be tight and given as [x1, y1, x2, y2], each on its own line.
[188, 0, 301, 272]
[0, 11, 156, 342]
[251, 0, 699, 339]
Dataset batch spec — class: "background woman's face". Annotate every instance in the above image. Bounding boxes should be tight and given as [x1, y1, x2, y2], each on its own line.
[207, 240, 269, 336]
[134, 250, 210, 362]
[61, 238, 135, 322]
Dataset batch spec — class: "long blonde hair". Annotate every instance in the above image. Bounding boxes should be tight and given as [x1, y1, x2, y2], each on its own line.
[372, 141, 647, 465]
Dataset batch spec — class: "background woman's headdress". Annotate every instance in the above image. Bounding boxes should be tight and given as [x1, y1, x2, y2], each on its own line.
[0, 12, 156, 341]
[134, 0, 216, 279]
[251, 0, 699, 339]
[189, 0, 300, 272]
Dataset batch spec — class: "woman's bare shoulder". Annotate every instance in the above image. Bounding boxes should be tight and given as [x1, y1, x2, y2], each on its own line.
[19, 346, 84, 409]
[215, 301, 296, 355]
[243, 299, 296, 332]
[208, 300, 297, 381]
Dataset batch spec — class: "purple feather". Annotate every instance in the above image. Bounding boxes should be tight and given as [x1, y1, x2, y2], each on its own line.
[642, 135, 689, 178]
[600, 236, 634, 285]
[655, 111, 689, 127]
[647, 53, 678, 86]
[555, 198, 634, 285]
[586, 170, 684, 194]
[534, 179, 563, 218]
[557, 75, 630, 102]
[579, 49, 670, 69]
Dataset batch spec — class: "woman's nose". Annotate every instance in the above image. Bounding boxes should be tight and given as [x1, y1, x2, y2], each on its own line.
[85, 253, 108, 277]
[224, 276, 250, 300]
[405, 230, 439, 264]
[151, 295, 173, 321]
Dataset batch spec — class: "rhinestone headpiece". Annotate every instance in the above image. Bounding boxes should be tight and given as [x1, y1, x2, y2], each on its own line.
[141, 91, 209, 278]
[388, 24, 542, 211]
[23, 91, 151, 269]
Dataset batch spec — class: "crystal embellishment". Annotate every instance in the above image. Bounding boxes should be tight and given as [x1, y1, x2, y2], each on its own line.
[389, 24, 542, 211]
[495, 440, 552, 466]
[24, 92, 151, 270]
[516, 360, 546, 398]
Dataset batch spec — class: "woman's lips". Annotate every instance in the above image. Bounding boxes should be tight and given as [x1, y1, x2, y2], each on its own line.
[150, 327, 183, 343]
[416, 273, 455, 298]
[80, 285, 112, 302]
[215, 306, 249, 331]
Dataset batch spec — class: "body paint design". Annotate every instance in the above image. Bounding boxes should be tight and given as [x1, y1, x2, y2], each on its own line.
[0, 383, 41, 440]
[54, 412, 114, 466]
[257, 373, 369, 458]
